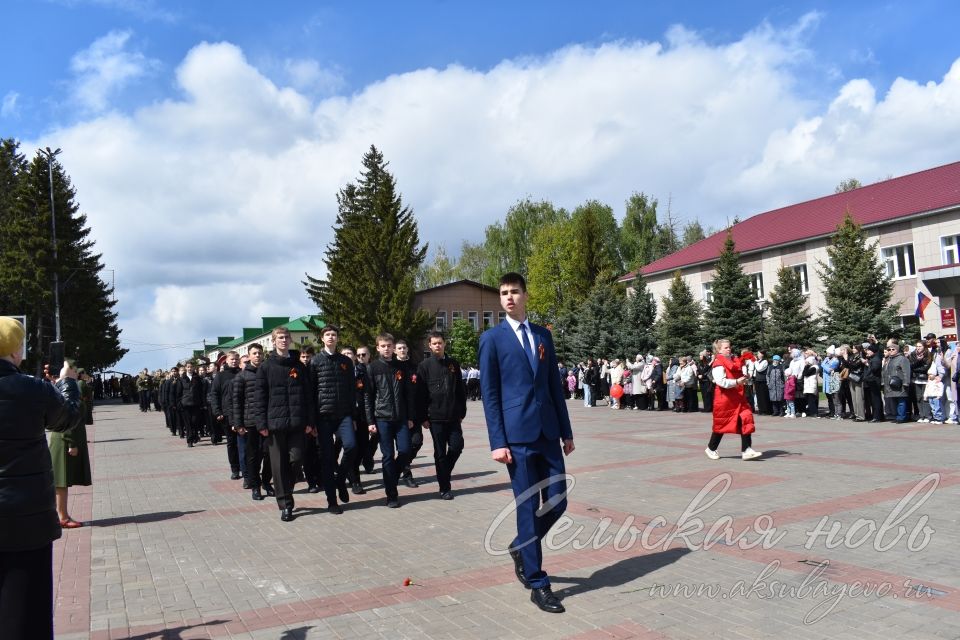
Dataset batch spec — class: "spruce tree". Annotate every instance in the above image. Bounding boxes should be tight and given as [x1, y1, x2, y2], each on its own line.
[566, 281, 625, 360]
[620, 274, 657, 357]
[0, 147, 125, 372]
[304, 145, 432, 347]
[817, 212, 899, 344]
[654, 271, 703, 357]
[765, 266, 818, 351]
[703, 232, 761, 350]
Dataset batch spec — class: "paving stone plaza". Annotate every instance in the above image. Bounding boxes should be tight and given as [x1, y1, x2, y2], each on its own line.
[53, 399, 960, 639]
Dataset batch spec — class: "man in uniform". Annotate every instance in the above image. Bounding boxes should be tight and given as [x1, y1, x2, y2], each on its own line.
[211, 351, 243, 480]
[416, 331, 466, 499]
[396, 339, 421, 488]
[356, 345, 378, 476]
[233, 344, 272, 500]
[177, 362, 204, 447]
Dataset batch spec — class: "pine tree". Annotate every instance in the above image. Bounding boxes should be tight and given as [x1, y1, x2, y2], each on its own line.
[304, 145, 432, 347]
[655, 271, 703, 357]
[703, 232, 761, 350]
[620, 192, 659, 271]
[0, 146, 125, 372]
[681, 220, 706, 247]
[817, 212, 899, 345]
[765, 266, 818, 351]
[447, 318, 479, 365]
[566, 281, 625, 360]
[621, 274, 657, 357]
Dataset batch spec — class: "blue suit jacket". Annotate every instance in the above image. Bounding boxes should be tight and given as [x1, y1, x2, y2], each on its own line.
[479, 320, 573, 450]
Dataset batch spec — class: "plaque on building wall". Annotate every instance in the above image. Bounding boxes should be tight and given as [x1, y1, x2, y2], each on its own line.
[942, 308, 956, 329]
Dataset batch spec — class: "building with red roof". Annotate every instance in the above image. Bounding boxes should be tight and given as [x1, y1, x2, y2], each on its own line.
[618, 161, 960, 340]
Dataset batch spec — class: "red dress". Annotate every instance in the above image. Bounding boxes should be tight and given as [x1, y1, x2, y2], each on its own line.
[712, 355, 755, 435]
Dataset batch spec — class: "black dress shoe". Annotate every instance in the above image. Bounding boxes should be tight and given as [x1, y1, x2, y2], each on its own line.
[230, 471, 241, 480]
[402, 474, 419, 488]
[338, 486, 350, 503]
[440, 491, 453, 500]
[386, 498, 400, 508]
[242, 480, 252, 490]
[327, 502, 343, 514]
[265, 485, 276, 497]
[251, 488, 263, 501]
[351, 482, 366, 495]
[187, 442, 193, 447]
[306, 484, 321, 494]
[509, 549, 530, 588]
[530, 586, 565, 613]
[280, 507, 295, 522]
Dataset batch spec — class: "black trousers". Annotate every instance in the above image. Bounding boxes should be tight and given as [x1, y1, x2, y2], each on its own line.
[708, 431, 753, 452]
[182, 406, 201, 443]
[0, 543, 53, 640]
[139, 390, 150, 411]
[224, 426, 240, 473]
[866, 382, 884, 420]
[266, 429, 304, 509]
[302, 432, 319, 487]
[755, 381, 771, 414]
[361, 429, 380, 473]
[405, 424, 424, 474]
[429, 421, 465, 493]
[244, 429, 272, 489]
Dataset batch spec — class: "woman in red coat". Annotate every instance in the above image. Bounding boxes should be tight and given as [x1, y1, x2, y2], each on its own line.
[705, 339, 763, 461]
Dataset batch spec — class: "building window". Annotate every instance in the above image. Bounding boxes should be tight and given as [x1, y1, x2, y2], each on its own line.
[942, 235, 960, 265]
[435, 311, 447, 331]
[792, 264, 809, 294]
[702, 282, 713, 304]
[482, 311, 493, 328]
[300, 336, 308, 344]
[749, 273, 764, 300]
[452, 310, 463, 322]
[882, 244, 916, 279]
[467, 311, 479, 330]
[498, 311, 506, 323]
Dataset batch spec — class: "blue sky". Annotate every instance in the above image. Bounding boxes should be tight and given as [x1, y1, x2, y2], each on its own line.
[2, 1, 960, 372]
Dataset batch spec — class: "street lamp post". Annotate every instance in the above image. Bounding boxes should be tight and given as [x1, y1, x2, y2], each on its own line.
[39, 146, 62, 342]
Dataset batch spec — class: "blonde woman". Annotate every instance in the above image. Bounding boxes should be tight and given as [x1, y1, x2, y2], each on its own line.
[705, 339, 762, 461]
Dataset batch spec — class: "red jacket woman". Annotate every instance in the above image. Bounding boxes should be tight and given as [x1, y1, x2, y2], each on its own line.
[705, 339, 762, 461]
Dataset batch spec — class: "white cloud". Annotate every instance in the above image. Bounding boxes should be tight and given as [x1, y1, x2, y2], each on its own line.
[29, 15, 960, 372]
[283, 58, 345, 95]
[69, 30, 159, 112]
[1, 91, 18, 118]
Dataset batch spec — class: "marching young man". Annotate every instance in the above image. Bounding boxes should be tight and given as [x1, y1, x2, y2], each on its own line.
[416, 331, 466, 499]
[232, 344, 273, 500]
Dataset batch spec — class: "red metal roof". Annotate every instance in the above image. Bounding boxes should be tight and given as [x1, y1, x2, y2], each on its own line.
[620, 160, 960, 281]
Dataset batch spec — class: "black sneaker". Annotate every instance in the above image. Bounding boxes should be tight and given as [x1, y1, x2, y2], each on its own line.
[351, 482, 366, 495]
[386, 498, 400, 508]
[251, 488, 263, 501]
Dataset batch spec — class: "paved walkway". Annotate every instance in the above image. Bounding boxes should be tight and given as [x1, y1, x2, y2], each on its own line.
[52, 400, 960, 639]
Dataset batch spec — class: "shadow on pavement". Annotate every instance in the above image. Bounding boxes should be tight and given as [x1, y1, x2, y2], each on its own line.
[281, 627, 315, 639]
[91, 510, 204, 527]
[125, 619, 230, 639]
[92, 438, 141, 443]
[758, 449, 797, 459]
[551, 547, 692, 599]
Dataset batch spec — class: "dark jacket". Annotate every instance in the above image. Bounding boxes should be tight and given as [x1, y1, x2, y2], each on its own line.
[211, 366, 240, 423]
[0, 361, 82, 552]
[864, 351, 883, 385]
[417, 354, 467, 423]
[177, 373, 204, 408]
[255, 350, 312, 432]
[352, 362, 370, 427]
[310, 350, 356, 420]
[365, 357, 416, 424]
[883, 353, 910, 398]
[231, 364, 259, 429]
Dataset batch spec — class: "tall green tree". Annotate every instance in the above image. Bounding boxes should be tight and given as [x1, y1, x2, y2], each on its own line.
[480, 198, 562, 284]
[764, 266, 818, 351]
[654, 272, 703, 357]
[681, 220, 706, 247]
[0, 144, 125, 372]
[454, 240, 489, 283]
[526, 216, 575, 319]
[620, 192, 659, 271]
[703, 232, 762, 350]
[566, 281, 626, 360]
[447, 318, 479, 365]
[417, 244, 456, 289]
[621, 274, 657, 357]
[835, 178, 862, 193]
[304, 145, 432, 347]
[569, 200, 622, 297]
[817, 212, 899, 344]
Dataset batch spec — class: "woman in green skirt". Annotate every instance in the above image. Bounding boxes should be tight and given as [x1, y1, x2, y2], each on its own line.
[48, 368, 92, 528]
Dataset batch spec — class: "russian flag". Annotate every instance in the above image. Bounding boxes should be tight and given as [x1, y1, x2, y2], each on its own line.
[916, 290, 932, 320]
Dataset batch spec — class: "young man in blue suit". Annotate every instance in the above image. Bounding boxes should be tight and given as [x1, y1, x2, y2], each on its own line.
[480, 272, 575, 614]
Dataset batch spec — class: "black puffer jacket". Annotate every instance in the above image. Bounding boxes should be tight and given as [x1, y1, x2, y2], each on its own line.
[352, 362, 370, 427]
[211, 366, 240, 423]
[0, 361, 82, 552]
[365, 357, 417, 424]
[177, 373, 204, 407]
[310, 350, 356, 419]
[255, 350, 312, 431]
[231, 364, 259, 429]
[416, 355, 467, 422]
